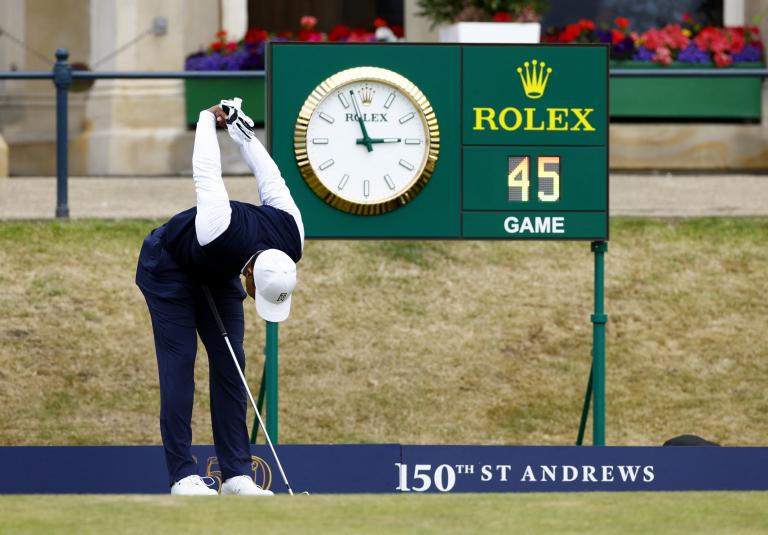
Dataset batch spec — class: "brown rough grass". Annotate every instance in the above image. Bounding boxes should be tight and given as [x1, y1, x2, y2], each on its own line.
[0, 218, 766, 446]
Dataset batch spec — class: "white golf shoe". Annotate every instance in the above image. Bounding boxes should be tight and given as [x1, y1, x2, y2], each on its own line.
[170, 475, 218, 496]
[221, 475, 274, 496]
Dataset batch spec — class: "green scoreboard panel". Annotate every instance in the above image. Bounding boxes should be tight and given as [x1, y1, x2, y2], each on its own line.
[269, 43, 608, 239]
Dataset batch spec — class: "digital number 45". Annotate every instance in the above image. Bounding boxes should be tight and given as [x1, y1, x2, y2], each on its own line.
[508, 155, 561, 203]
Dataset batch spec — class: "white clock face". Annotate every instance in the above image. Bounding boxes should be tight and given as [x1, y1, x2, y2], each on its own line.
[304, 80, 429, 206]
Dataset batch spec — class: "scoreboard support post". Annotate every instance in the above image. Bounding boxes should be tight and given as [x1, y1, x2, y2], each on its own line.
[576, 241, 608, 446]
[591, 241, 608, 445]
[251, 322, 280, 445]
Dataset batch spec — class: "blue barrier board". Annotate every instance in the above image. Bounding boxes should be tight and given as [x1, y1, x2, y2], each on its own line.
[0, 445, 765, 494]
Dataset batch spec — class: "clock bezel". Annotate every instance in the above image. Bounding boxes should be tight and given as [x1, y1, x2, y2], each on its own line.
[294, 66, 440, 216]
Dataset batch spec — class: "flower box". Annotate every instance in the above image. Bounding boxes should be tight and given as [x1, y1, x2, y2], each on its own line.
[184, 78, 266, 126]
[439, 22, 541, 43]
[610, 61, 763, 120]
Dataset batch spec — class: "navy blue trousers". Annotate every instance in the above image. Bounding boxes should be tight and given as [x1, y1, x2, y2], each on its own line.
[136, 226, 252, 486]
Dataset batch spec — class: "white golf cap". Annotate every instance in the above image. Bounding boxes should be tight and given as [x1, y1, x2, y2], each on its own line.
[252, 249, 297, 322]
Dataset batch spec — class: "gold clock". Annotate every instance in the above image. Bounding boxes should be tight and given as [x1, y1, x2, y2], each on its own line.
[294, 66, 439, 215]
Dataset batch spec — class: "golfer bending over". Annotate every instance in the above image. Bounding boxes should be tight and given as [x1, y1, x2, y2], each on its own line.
[136, 99, 304, 496]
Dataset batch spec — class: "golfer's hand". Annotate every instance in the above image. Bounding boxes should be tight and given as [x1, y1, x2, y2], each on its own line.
[207, 105, 227, 128]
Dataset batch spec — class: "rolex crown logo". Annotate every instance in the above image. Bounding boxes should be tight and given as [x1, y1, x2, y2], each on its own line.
[358, 84, 375, 106]
[517, 59, 552, 99]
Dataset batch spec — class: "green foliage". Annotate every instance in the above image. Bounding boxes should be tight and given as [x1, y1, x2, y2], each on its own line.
[417, 0, 549, 27]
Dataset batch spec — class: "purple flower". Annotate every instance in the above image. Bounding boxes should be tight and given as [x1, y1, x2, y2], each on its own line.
[677, 43, 711, 64]
[612, 36, 636, 60]
[595, 29, 612, 44]
[185, 40, 267, 71]
[632, 46, 654, 61]
[732, 43, 763, 63]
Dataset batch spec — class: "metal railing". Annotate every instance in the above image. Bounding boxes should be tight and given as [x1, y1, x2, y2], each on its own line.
[1, 47, 767, 218]
[0, 48, 265, 218]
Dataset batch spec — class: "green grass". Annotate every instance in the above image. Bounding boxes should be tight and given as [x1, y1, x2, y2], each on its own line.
[0, 492, 766, 534]
[0, 218, 767, 446]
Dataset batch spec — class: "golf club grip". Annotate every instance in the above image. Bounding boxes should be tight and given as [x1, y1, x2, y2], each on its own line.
[201, 285, 227, 337]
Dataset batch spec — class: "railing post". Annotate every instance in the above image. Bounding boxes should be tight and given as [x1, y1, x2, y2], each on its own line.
[52, 48, 71, 218]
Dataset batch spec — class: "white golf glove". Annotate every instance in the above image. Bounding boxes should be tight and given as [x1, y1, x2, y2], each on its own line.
[220, 97, 255, 144]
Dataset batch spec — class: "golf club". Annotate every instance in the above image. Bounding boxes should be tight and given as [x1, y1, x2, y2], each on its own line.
[202, 285, 307, 496]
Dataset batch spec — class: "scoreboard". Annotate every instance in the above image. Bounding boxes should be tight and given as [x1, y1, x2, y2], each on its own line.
[269, 43, 608, 240]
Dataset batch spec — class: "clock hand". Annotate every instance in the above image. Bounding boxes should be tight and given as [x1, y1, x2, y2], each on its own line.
[349, 90, 373, 152]
[356, 138, 401, 144]
[356, 138, 400, 144]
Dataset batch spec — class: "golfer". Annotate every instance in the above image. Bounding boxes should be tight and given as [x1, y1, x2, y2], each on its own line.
[136, 99, 304, 496]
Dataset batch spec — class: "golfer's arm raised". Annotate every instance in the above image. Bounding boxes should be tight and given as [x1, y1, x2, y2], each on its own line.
[193, 110, 232, 246]
[239, 137, 305, 248]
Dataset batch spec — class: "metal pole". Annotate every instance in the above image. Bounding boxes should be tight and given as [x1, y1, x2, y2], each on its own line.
[590, 241, 608, 445]
[52, 49, 71, 218]
[265, 321, 279, 443]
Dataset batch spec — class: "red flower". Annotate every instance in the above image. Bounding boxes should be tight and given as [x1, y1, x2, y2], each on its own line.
[328, 24, 351, 41]
[297, 28, 324, 41]
[215, 30, 227, 38]
[244, 28, 267, 44]
[578, 19, 595, 31]
[492, 11, 514, 22]
[682, 12, 692, 23]
[614, 17, 629, 29]
[348, 28, 374, 42]
[726, 28, 745, 53]
[224, 42, 238, 53]
[391, 24, 405, 38]
[714, 51, 733, 67]
[210, 41, 223, 51]
[559, 23, 582, 43]
[695, 27, 735, 54]
[374, 17, 388, 28]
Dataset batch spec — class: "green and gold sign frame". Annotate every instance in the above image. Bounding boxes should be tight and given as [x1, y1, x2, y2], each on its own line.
[268, 42, 608, 240]
[267, 42, 610, 445]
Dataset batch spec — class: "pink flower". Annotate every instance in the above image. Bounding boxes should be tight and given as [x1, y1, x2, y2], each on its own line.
[653, 47, 672, 65]
[300, 15, 317, 29]
[641, 25, 689, 51]
[641, 28, 663, 50]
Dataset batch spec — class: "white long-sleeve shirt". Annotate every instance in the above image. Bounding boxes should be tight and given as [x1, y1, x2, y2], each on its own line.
[192, 111, 305, 251]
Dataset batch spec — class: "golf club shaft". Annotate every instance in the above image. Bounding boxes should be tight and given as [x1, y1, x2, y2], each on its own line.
[202, 285, 295, 496]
